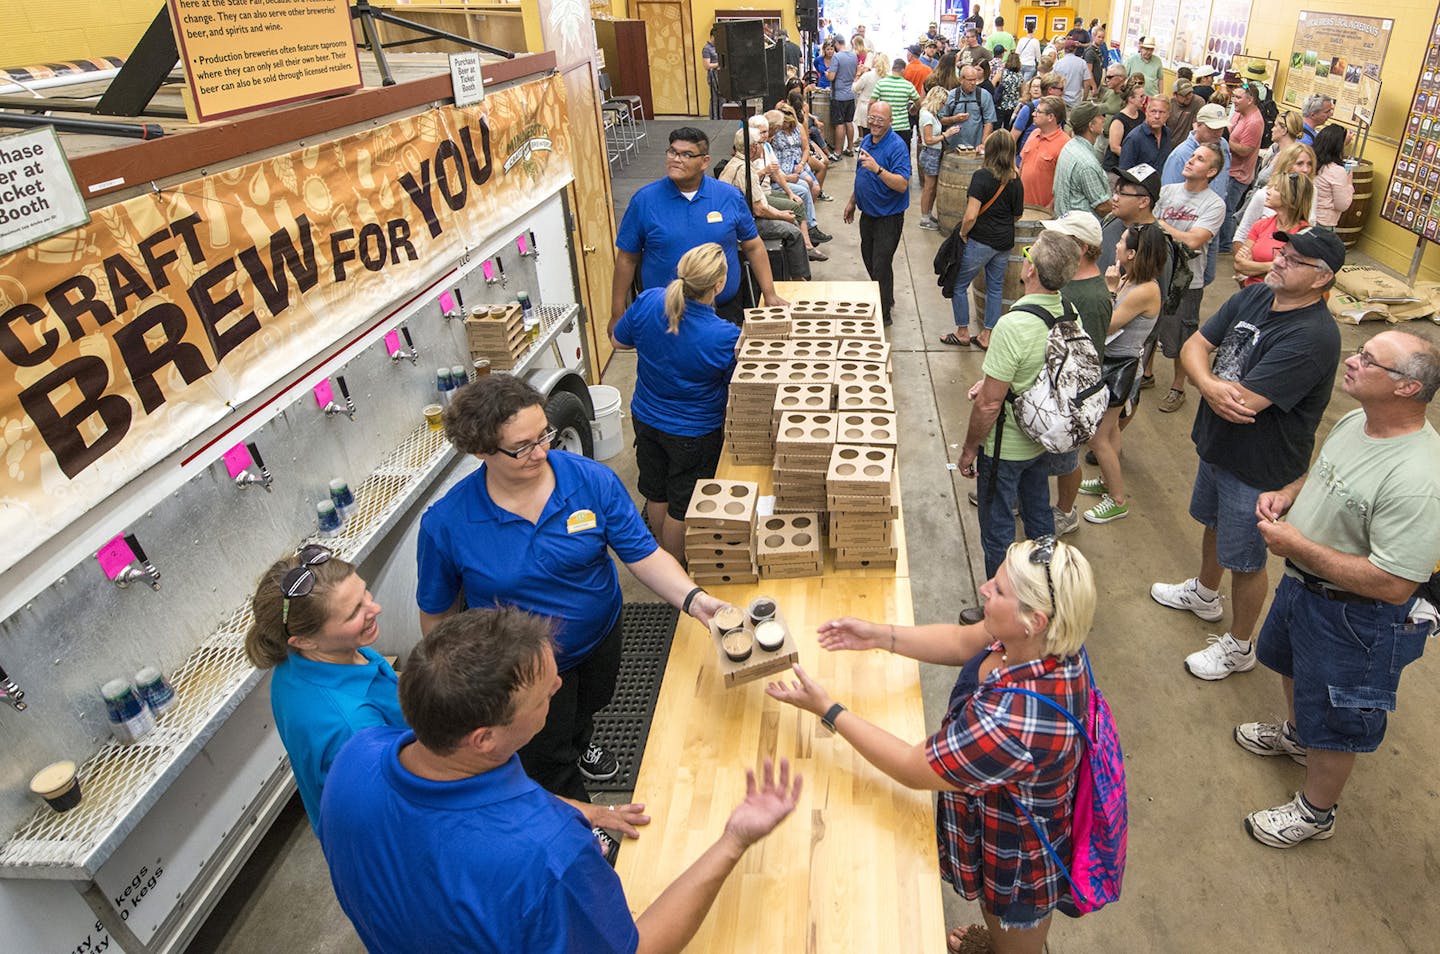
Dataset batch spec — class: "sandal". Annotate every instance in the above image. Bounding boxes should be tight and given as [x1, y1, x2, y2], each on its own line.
[975, 334, 990, 351]
[947, 924, 995, 954]
[940, 331, 972, 347]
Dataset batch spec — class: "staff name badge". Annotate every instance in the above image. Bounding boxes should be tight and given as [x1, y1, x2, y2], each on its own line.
[707, 211, 723, 223]
[567, 509, 597, 533]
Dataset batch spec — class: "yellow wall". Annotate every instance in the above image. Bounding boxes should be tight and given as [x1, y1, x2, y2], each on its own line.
[2, 0, 156, 66]
[685, 2, 796, 114]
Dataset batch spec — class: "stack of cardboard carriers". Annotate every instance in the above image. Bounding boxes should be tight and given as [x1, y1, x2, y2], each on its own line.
[743, 306, 793, 338]
[463, 304, 527, 370]
[755, 513, 824, 579]
[725, 360, 835, 465]
[772, 410, 836, 514]
[788, 299, 885, 343]
[684, 479, 760, 585]
[827, 443, 899, 570]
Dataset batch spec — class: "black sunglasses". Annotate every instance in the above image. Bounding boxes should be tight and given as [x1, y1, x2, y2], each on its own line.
[281, 544, 333, 637]
[1029, 535, 1058, 611]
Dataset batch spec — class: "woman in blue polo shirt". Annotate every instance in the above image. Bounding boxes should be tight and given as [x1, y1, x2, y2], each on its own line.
[613, 243, 739, 561]
[416, 375, 727, 803]
[245, 546, 403, 833]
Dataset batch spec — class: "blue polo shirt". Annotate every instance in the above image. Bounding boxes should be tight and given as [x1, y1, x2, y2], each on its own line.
[416, 451, 657, 671]
[614, 288, 739, 437]
[320, 728, 638, 954]
[1119, 123, 1171, 172]
[269, 647, 404, 833]
[618, 175, 757, 307]
[855, 131, 911, 217]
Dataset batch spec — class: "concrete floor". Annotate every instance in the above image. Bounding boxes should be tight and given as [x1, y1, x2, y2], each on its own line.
[188, 121, 1440, 953]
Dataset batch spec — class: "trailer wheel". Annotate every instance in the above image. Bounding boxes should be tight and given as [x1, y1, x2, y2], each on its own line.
[546, 390, 594, 458]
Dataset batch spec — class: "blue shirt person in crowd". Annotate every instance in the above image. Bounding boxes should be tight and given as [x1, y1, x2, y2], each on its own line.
[612, 127, 787, 327]
[845, 101, 911, 325]
[940, 65, 998, 149]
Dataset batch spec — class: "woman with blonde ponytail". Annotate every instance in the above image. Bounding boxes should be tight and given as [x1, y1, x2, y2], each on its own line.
[613, 242, 739, 560]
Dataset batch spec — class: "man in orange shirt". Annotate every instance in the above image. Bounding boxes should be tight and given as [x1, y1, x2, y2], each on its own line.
[1019, 96, 1070, 209]
[903, 45, 932, 95]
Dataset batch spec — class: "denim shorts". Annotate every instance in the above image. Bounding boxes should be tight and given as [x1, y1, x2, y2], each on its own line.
[1257, 575, 1431, 752]
[1188, 458, 1267, 573]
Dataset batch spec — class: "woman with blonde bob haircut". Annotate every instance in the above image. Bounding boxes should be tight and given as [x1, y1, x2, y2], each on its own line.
[1236, 141, 1318, 242]
[767, 537, 1096, 954]
[1235, 169, 1314, 287]
[613, 243, 740, 558]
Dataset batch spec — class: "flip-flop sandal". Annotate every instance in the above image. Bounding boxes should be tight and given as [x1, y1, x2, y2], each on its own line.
[940, 332, 972, 347]
[947, 924, 996, 954]
[975, 338, 989, 350]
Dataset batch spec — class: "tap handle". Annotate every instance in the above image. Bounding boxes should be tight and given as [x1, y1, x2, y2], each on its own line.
[247, 442, 266, 470]
[528, 230, 538, 251]
[453, 286, 464, 309]
[124, 534, 148, 564]
[337, 376, 351, 400]
[401, 326, 415, 349]
[495, 257, 505, 277]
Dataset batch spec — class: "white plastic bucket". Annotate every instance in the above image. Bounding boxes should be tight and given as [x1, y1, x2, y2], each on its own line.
[589, 384, 624, 460]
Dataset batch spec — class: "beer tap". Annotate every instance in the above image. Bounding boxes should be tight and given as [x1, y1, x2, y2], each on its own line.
[389, 326, 419, 364]
[0, 663, 26, 712]
[234, 441, 273, 491]
[113, 534, 161, 590]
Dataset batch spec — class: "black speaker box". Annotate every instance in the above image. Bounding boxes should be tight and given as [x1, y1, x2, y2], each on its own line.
[714, 19, 767, 101]
[764, 40, 787, 110]
[796, 0, 818, 36]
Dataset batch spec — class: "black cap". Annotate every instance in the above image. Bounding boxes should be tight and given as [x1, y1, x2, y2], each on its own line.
[1116, 163, 1161, 204]
[1275, 226, 1347, 273]
[908, 44, 923, 56]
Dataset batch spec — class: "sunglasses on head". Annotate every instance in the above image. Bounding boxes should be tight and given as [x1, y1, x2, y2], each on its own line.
[281, 544, 333, 637]
[1029, 535, 1058, 610]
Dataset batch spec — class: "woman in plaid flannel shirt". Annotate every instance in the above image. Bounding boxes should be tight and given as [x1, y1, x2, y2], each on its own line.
[768, 538, 1095, 954]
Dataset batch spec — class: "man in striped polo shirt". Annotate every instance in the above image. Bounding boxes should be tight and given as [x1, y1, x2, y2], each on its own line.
[871, 58, 919, 150]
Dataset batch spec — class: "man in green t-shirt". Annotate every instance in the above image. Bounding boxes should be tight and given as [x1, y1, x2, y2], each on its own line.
[1236, 330, 1440, 848]
[1124, 36, 1164, 95]
[957, 231, 1083, 594]
[988, 16, 1015, 55]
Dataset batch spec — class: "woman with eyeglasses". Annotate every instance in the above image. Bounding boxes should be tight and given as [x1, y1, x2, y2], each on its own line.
[766, 537, 1096, 954]
[245, 546, 403, 832]
[416, 374, 728, 804]
[1234, 171, 1313, 287]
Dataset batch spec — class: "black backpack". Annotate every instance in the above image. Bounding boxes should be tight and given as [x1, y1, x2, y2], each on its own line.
[1162, 236, 1198, 314]
[1254, 82, 1280, 149]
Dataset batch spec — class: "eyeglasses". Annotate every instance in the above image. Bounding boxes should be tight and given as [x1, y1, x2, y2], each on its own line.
[1274, 248, 1324, 270]
[1354, 346, 1409, 377]
[1112, 188, 1149, 199]
[666, 147, 706, 160]
[1022, 244, 1034, 261]
[1029, 535, 1058, 611]
[495, 426, 558, 459]
[282, 545, 333, 637]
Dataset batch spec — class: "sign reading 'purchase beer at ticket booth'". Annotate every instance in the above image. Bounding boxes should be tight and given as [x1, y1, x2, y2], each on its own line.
[166, 0, 363, 122]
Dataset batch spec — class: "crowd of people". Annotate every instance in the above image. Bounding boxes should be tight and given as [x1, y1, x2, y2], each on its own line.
[232, 15, 1440, 954]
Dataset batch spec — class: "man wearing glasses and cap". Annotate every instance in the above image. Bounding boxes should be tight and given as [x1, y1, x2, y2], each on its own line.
[1125, 36, 1164, 95]
[1152, 227, 1344, 683]
[1236, 329, 1440, 848]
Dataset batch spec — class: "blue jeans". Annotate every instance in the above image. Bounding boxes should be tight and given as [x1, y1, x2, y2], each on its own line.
[951, 239, 1009, 330]
[977, 450, 1056, 579]
[1218, 176, 1248, 252]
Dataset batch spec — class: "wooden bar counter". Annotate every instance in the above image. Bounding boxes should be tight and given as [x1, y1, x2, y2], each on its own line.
[615, 282, 946, 952]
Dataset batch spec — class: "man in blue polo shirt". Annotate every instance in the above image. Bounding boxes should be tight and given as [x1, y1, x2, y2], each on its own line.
[320, 606, 802, 954]
[611, 127, 787, 328]
[845, 101, 910, 326]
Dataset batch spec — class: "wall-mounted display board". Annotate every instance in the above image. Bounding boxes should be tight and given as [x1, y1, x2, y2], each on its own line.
[1203, 0, 1250, 75]
[1123, 0, 1153, 60]
[1122, 0, 1249, 73]
[1381, 8, 1440, 240]
[1281, 12, 1392, 127]
[1171, 0, 1212, 70]
[1148, 0, 1178, 66]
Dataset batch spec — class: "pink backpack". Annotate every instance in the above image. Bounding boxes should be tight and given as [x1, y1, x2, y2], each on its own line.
[994, 649, 1127, 914]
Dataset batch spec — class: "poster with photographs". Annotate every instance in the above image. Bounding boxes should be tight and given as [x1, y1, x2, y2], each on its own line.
[1148, 0, 1179, 64]
[1125, 0, 1153, 59]
[1205, 0, 1250, 75]
[1381, 10, 1440, 239]
[1171, 0, 1213, 69]
[1281, 12, 1392, 127]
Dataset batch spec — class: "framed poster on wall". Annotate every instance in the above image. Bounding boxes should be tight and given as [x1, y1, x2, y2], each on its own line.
[1281, 12, 1392, 126]
[1171, 0, 1212, 69]
[1381, 7, 1440, 239]
[1205, 0, 1250, 75]
[1148, 0, 1179, 65]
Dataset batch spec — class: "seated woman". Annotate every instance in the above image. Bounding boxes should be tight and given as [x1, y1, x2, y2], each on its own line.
[771, 104, 831, 202]
[612, 243, 740, 560]
[767, 537, 1095, 954]
[1233, 172, 1313, 287]
[246, 546, 403, 833]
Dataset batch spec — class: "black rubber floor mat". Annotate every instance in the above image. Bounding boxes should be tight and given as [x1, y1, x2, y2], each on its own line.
[586, 602, 678, 794]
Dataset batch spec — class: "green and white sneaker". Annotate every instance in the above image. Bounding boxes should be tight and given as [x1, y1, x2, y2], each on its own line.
[1078, 477, 1109, 497]
[1083, 494, 1129, 523]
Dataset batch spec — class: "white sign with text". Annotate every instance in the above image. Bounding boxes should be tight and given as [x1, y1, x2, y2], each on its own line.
[450, 52, 484, 107]
[0, 127, 89, 255]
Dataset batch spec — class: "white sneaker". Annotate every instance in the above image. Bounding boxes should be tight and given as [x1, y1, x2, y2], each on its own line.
[1053, 506, 1080, 536]
[918, 215, 939, 231]
[1234, 720, 1308, 765]
[1245, 792, 1336, 848]
[1184, 633, 1255, 680]
[1150, 577, 1224, 622]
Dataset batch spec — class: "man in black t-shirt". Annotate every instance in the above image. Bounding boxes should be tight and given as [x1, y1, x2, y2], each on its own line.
[1151, 227, 1344, 683]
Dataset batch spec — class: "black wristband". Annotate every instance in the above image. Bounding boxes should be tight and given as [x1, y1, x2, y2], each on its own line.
[681, 586, 705, 616]
[820, 702, 847, 732]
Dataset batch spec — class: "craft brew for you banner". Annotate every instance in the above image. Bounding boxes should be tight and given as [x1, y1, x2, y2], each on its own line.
[0, 74, 573, 574]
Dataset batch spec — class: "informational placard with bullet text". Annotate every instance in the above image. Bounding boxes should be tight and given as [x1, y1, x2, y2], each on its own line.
[168, 0, 362, 122]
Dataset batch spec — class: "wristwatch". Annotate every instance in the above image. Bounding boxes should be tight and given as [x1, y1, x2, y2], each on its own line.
[820, 702, 847, 732]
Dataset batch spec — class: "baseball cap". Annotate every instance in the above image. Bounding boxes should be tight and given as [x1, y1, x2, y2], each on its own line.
[1069, 101, 1102, 132]
[1193, 64, 1218, 79]
[1042, 211, 1104, 248]
[1174, 79, 1195, 96]
[1275, 226, 1346, 273]
[1196, 103, 1229, 128]
[1116, 163, 1161, 203]
[1139, 36, 1156, 49]
[908, 44, 923, 56]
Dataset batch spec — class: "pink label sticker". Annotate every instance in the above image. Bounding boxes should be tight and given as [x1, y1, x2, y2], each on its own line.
[222, 442, 253, 479]
[482, 260, 495, 281]
[438, 290, 456, 312]
[96, 535, 136, 579]
[313, 380, 334, 408]
[516, 234, 529, 255]
[384, 330, 401, 355]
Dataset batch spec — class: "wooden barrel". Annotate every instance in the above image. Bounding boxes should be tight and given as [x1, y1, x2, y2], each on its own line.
[974, 205, 1055, 318]
[1335, 159, 1373, 249]
[810, 88, 831, 132]
[935, 149, 985, 235]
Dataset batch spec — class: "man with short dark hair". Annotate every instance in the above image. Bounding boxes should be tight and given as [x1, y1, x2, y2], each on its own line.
[703, 27, 721, 120]
[321, 607, 803, 953]
[845, 101, 910, 326]
[1019, 96, 1069, 209]
[827, 35, 860, 155]
[1237, 330, 1440, 848]
[989, 16, 1015, 55]
[1154, 227, 1345, 682]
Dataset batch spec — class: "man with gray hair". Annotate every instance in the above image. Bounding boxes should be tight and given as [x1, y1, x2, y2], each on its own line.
[1300, 94, 1335, 145]
[719, 127, 819, 276]
[1236, 329, 1440, 848]
[939, 64, 996, 149]
[957, 230, 1084, 594]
